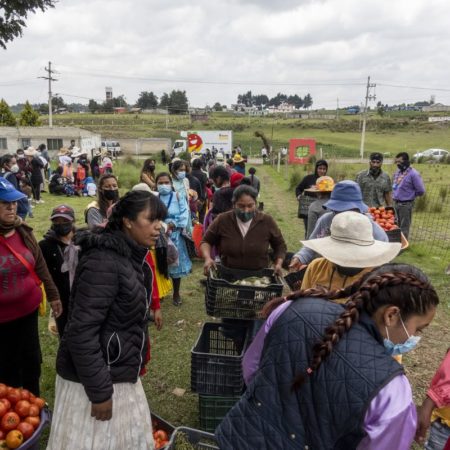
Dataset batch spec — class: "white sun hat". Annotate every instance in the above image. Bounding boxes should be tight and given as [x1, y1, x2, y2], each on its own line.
[301, 211, 401, 268]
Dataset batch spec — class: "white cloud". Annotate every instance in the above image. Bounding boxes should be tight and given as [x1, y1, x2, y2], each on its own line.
[2, 0, 450, 108]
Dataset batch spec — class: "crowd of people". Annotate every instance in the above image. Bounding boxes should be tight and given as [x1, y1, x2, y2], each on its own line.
[0, 145, 447, 450]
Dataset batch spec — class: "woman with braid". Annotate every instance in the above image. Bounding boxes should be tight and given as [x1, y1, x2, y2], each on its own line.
[216, 264, 439, 450]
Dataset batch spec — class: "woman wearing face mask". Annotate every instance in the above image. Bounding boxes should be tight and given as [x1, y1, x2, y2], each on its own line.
[1, 154, 30, 219]
[200, 185, 287, 277]
[217, 263, 439, 450]
[155, 172, 192, 306]
[0, 177, 62, 396]
[85, 174, 119, 228]
[48, 191, 166, 450]
[140, 158, 157, 190]
[39, 205, 76, 337]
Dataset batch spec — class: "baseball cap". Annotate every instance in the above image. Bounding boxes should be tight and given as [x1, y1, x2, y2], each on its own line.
[50, 205, 75, 221]
[0, 177, 27, 202]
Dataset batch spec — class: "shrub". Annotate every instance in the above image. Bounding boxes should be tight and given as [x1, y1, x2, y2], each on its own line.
[414, 195, 427, 212]
[289, 170, 303, 191]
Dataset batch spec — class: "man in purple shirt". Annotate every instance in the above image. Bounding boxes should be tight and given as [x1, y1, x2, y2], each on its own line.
[392, 152, 425, 239]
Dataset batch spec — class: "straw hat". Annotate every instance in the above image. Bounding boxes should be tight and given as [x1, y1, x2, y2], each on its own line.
[304, 176, 335, 193]
[301, 211, 401, 268]
[232, 154, 244, 164]
[58, 147, 69, 156]
[24, 146, 37, 156]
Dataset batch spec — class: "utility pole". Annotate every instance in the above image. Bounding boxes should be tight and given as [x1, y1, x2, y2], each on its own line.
[359, 76, 376, 161]
[38, 61, 58, 127]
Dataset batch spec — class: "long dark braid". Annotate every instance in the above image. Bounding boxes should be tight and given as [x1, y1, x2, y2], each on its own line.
[263, 264, 439, 391]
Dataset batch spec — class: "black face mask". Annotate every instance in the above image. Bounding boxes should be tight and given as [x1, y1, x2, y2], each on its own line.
[335, 265, 364, 277]
[397, 161, 410, 171]
[51, 223, 73, 236]
[147, 165, 155, 171]
[103, 189, 119, 201]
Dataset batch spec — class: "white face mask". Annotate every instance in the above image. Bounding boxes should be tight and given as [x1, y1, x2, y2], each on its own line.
[10, 164, 20, 174]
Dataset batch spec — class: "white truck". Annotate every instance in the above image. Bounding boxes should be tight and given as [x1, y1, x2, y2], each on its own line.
[172, 130, 233, 157]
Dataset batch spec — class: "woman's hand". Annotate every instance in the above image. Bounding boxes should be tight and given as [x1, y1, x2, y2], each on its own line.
[91, 398, 113, 421]
[50, 300, 63, 318]
[153, 309, 163, 331]
[288, 257, 307, 273]
[415, 396, 435, 445]
[203, 257, 216, 276]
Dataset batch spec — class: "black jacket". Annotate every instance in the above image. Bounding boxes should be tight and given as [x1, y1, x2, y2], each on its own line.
[217, 298, 403, 450]
[56, 229, 152, 403]
[39, 231, 71, 337]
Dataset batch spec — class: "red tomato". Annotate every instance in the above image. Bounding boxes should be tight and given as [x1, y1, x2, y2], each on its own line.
[14, 400, 31, 418]
[0, 400, 10, 412]
[6, 389, 21, 406]
[5, 430, 23, 449]
[24, 416, 40, 429]
[16, 422, 34, 441]
[28, 404, 39, 417]
[20, 390, 31, 401]
[0, 385, 7, 399]
[154, 430, 169, 441]
[0, 403, 7, 420]
[31, 397, 45, 411]
[1, 412, 20, 432]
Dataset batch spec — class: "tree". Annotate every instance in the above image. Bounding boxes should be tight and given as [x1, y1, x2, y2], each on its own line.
[237, 91, 253, 107]
[0, 99, 17, 126]
[303, 93, 313, 109]
[288, 94, 304, 109]
[168, 90, 189, 114]
[19, 101, 40, 126]
[253, 94, 269, 107]
[0, 0, 56, 49]
[88, 99, 100, 113]
[268, 93, 287, 107]
[136, 91, 158, 109]
[52, 95, 66, 111]
[212, 102, 223, 111]
[159, 93, 170, 108]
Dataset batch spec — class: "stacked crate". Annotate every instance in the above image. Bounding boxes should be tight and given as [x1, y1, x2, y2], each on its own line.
[191, 264, 283, 432]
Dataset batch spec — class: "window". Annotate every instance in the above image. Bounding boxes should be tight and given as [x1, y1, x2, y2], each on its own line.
[21, 138, 31, 148]
[0, 138, 7, 150]
[47, 138, 63, 151]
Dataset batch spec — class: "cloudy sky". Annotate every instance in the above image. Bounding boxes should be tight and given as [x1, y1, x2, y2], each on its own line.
[2, 0, 450, 109]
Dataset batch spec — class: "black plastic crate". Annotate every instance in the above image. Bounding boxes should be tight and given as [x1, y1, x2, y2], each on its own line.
[191, 322, 248, 396]
[167, 426, 219, 450]
[205, 265, 283, 319]
[199, 395, 240, 433]
[386, 227, 402, 243]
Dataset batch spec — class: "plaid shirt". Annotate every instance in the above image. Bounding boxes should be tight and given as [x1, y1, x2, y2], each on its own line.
[356, 170, 392, 207]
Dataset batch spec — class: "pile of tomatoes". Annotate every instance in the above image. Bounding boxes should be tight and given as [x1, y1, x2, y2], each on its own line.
[0, 384, 46, 449]
[368, 207, 399, 232]
[153, 428, 170, 449]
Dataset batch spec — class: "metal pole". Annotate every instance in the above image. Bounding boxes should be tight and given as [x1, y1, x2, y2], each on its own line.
[359, 76, 376, 161]
[48, 61, 53, 127]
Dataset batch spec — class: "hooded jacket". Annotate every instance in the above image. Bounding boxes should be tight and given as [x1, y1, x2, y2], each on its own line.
[56, 229, 152, 404]
[295, 159, 329, 198]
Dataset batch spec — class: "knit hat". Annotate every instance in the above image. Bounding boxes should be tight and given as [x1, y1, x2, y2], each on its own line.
[230, 172, 245, 188]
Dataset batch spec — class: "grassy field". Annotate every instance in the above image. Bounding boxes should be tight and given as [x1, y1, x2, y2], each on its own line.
[28, 159, 449, 448]
[43, 111, 450, 159]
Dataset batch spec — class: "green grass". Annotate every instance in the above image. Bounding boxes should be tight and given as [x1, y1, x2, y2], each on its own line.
[30, 160, 449, 447]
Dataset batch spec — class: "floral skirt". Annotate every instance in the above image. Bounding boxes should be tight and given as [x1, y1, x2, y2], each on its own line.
[46, 376, 154, 450]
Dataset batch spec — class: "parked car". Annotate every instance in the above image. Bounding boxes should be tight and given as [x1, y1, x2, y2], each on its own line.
[101, 140, 122, 157]
[412, 148, 449, 161]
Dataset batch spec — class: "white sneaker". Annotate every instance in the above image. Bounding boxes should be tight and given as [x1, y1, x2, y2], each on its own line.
[37, 199, 45, 204]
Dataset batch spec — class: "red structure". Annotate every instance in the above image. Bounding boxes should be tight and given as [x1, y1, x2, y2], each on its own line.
[288, 139, 316, 164]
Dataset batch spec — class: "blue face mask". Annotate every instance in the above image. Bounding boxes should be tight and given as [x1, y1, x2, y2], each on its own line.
[177, 171, 186, 180]
[157, 185, 172, 196]
[383, 317, 421, 356]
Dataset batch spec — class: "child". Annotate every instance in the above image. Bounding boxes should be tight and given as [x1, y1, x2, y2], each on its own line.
[416, 350, 450, 449]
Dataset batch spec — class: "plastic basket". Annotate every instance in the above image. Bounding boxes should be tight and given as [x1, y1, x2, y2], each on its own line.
[18, 407, 51, 450]
[386, 228, 402, 243]
[167, 426, 219, 450]
[151, 412, 175, 449]
[191, 322, 248, 396]
[198, 395, 240, 433]
[205, 265, 283, 319]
